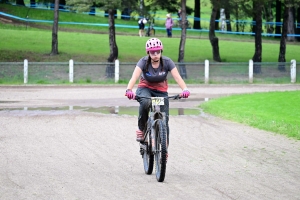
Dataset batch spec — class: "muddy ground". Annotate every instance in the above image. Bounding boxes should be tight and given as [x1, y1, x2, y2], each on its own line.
[0, 84, 300, 200]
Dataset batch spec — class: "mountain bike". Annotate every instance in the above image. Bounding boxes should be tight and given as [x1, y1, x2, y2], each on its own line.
[146, 22, 155, 37]
[135, 94, 181, 182]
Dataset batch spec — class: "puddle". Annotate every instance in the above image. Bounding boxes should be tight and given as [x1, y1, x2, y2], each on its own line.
[0, 106, 201, 116]
[0, 98, 210, 116]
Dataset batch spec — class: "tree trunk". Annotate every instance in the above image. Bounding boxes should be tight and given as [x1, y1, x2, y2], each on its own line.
[225, 9, 231, 32]
[16, 0, 25, 6]
[287, 7, 295, 41]
[252, 1, 263, 74]
[251, 1, 256, 37]
[193, 0, 201, 29]
[215, 9, 220, 30]
[178, 0, 187, 79]
[275, 0, 282, 39]
[278, 5, 289, 71]
[209, 7, 221, 62]
[50, 0, 59, 56]
[105, 10, 117, 18]
[106, 9, 118, 78]
[296, 7, 300, 42]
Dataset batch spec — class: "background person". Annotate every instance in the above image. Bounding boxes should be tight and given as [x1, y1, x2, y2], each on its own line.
[165, 14, 173, 38]
[177, 9, 181, 19]
[125, 38, 190, 145]
[138, 18, 147, 37]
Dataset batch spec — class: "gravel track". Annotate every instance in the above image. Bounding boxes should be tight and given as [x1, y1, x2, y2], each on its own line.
[0, 85, 300, 200]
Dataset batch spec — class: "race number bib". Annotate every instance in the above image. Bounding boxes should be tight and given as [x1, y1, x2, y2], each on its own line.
[151, 97, 164, 105]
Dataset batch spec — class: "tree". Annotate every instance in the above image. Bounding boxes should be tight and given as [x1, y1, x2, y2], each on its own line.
[147, 0, 193, 16]
[50, 0, 59, 55]
[278, 0, 300, 70]
[16, 0, 25, 6]
[252, 0, 263, 73]
[287, 7, 295, 41]
[193, 0, 201, 29]
[148, 0, 181, 13]
[209, 0, 221, 62]
[278, 4, 289, 69]
[275, 0, 282, 38]
[178, 0, 188, 78]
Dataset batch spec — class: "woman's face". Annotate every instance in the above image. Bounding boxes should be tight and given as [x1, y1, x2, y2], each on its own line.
[148, 50, 161, 61]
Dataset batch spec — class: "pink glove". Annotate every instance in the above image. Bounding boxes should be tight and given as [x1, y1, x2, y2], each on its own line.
[125, 89, 135, 100]
[181, 89, 190, 98]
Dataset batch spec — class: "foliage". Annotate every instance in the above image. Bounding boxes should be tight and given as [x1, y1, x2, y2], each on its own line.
[145, 0, 193, 15]
[280, 0, 300, 8]
[66, 0, 137, 13]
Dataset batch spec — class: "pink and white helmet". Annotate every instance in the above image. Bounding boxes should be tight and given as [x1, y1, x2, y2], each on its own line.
[145, 38, 163, 53]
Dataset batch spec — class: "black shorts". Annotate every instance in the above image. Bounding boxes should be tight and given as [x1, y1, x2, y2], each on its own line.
[139, 24, 145, 30]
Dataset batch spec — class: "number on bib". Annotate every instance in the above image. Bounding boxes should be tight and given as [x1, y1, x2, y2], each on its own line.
[151, 97, 164, 105]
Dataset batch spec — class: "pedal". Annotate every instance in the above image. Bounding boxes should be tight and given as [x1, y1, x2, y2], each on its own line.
[139, 143, 147, 155]
[139, 148, 144, 155]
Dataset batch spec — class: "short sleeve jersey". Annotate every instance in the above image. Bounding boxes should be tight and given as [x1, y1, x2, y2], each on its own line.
[136, 56, 176, 92]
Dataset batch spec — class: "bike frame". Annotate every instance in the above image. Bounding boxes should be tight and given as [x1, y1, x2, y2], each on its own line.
[149, 102, 166, 154]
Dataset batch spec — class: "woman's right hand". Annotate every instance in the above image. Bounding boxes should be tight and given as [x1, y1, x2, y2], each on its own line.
[125, 89, 135, 100]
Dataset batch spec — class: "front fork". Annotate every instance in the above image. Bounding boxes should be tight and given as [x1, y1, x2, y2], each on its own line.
[150, 112, 167, 154]
[140, 112, 167, 156]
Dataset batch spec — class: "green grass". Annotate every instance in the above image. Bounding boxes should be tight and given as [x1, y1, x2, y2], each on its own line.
[200, 91, 300, 140]
[1, 28, 299, 63]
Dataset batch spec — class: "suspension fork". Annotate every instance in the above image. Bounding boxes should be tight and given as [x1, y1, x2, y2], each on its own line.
[150, 112, 167, 153]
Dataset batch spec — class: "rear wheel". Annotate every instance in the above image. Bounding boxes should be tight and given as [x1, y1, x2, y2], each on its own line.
[143, 128, 154, 174]
[155, 120, 167, 182]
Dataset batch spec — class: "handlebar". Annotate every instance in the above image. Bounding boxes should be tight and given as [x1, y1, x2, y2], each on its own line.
[134, 94, 181, 101]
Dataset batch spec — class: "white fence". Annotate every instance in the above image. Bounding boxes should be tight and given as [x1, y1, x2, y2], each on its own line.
[21, 59, 297, 84]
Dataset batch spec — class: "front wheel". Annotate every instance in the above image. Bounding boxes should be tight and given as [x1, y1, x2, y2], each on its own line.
[154, 120, 168, 182]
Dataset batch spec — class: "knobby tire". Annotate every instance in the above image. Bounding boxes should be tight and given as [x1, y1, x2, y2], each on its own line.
[143, 121, 154, 174]
[155, 120, 167, 182]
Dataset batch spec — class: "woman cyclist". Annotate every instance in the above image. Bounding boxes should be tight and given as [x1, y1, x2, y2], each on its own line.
[125, 38, 190, 144]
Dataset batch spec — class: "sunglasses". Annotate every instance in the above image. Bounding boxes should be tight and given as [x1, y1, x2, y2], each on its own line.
[149, 50, 161, 55]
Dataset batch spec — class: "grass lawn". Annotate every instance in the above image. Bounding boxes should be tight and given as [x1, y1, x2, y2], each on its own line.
[1, 28, 299, 63]
[200, 91, 300, 140]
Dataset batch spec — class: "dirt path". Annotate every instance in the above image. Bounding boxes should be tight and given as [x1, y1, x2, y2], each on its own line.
[0, 85, 300, 200]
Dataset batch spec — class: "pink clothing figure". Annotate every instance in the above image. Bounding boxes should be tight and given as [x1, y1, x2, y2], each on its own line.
[165, 14, 173, 37]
